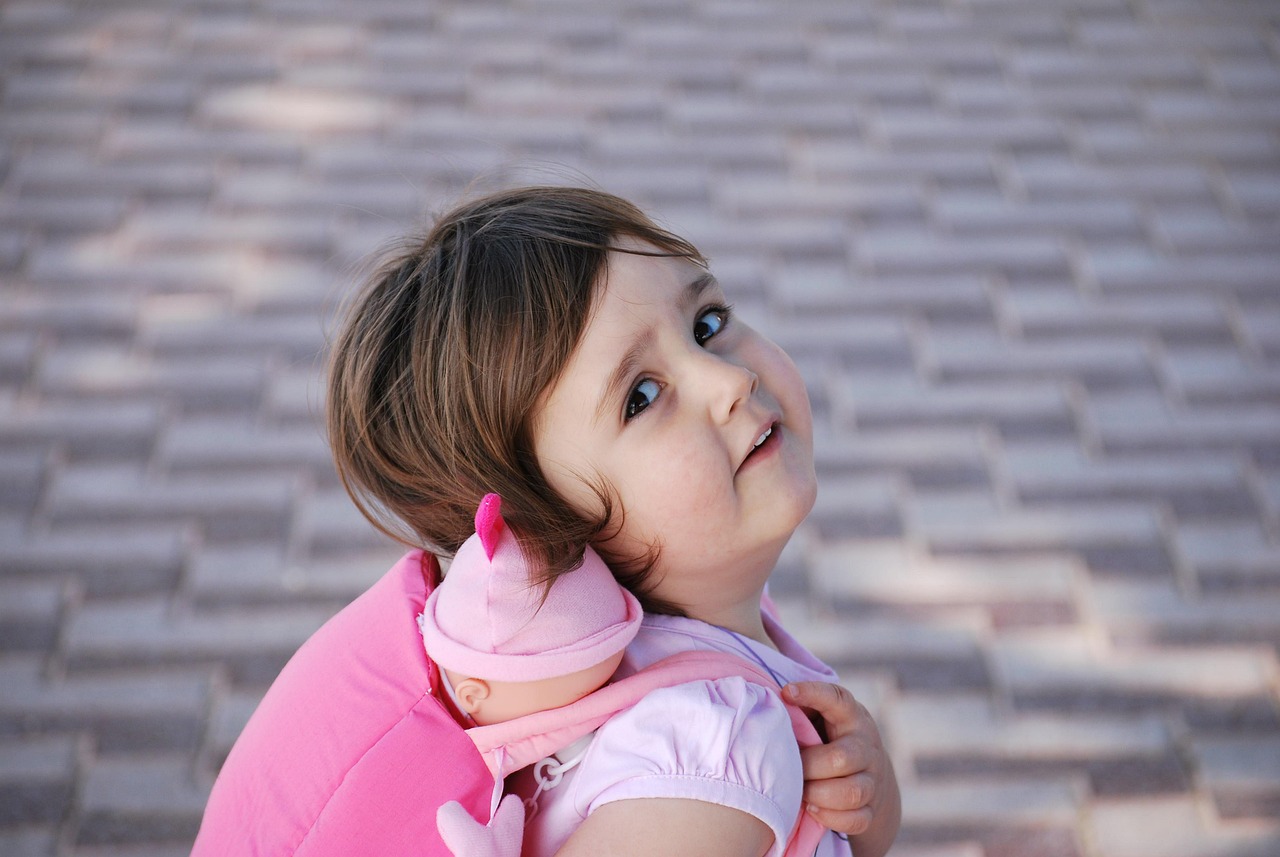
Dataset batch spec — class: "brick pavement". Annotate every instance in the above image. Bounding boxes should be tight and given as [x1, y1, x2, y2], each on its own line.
[1, 0, 1278, 854]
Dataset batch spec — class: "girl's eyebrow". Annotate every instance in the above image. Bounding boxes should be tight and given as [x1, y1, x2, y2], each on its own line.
[592, 271, 719, 425]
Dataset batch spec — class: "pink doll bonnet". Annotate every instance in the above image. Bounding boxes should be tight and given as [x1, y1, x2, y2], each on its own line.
[418, 493, 643, 682]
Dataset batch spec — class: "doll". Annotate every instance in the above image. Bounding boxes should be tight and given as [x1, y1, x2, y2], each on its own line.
[418, 493, 644, 856]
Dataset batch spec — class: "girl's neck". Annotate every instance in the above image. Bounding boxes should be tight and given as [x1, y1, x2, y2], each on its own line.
[687, 589, 776, 651]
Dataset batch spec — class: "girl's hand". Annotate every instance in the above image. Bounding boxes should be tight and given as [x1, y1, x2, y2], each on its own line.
[782, 681, 902, 857]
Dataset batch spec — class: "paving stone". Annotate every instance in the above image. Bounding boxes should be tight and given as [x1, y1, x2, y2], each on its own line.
[0, 736, 77, 825]
[0, 659, 210, 754]
[0, 579, 63, 652]
[36, 349, 267, 413]
[185, 542, 397, 608]
[919, 329, 1157, 391]
[47, 466, 295, 544]
[992, 630, 1276, 704]
[76, 755, 208, 846]
[155, 418, 330, 477]
[812, 541, 1081, 609]
[814, 426, 991, 489]
[1006, 449, 1254, 518]
[0, 829, 58, 857]
[1088, 795, 1280, 857]
[0, 401, 160, 460]
[1094, 578, 1280, 648]
[0, 528, 186, 599]
[833, 379, 1076, 439]
[63, 599, 337, 686]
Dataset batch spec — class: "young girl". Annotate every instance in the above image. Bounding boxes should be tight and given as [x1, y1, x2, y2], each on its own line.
[328, 186, 901, 857]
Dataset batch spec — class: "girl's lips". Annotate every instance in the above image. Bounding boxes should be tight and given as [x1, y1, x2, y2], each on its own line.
[738, 422, 781, 472]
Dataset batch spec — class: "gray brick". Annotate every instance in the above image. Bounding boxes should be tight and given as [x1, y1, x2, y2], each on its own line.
[295, 488, 400, 556]
[857, 229, 1069, 278]
[0, 449, 43, 512]
[1160, 345, 1280, 407]
[0, 579, 61, 652]
[1149, 209, 1280, 255]
[1222, 169, 1280, 218]
[76, 755, 207, 846]
[64, 599, 336, 685]
[1008, 448, 1253, 516]
[1095, 578, 1280, 649]
[0, 293, 137, 342]
[0, 736, 77, 825]
[931, 194, 1142, 239]
[1192, 737, 1280, 791]
[1089, 402, 1280, 456]
[0, 194, 128, 236]
[36, 349, 267, 413]
[1084, 251, 1280, 297]
[140, 312, 324, 360]
[156, 418, 329, 476]
[1009, 157, 1214, 203]
[1075, 122, 1279, 166]
[1173, 520, 1280, 591]
[921, 330, 1156, 390]
[1088, 795, 1280, 857]
[0, 829, 57, 857]
[1000, 288, 1232, 344]
[992, 630, 1276, 701]
[0, 401, 161, 460]
[202, 687, 265, 770]
[914, 504, 1164, 556]
[185, 542, 394, 607]
[48, 467, 295, 543]
[801, 144, 995, 186]
[0, 528, 185, 598]
[836, 379, 1075, 438]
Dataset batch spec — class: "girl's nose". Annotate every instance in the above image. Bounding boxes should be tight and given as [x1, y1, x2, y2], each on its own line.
[703, 355, 758, 422]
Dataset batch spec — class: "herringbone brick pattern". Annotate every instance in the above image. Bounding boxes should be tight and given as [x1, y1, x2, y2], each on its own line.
[1, 1, 1278, 854]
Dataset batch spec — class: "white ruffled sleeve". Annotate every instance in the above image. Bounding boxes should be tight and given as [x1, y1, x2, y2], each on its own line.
[572, 676, 805, 857]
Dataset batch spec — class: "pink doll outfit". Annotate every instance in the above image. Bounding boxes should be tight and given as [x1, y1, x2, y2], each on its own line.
[418, 493, 643, 683]
[513, 603, 850, 857]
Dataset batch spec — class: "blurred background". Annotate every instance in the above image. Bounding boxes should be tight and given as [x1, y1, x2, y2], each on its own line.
[1, 1, 1278, 855]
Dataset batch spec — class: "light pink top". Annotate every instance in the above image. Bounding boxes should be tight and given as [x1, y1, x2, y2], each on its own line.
[513, 607, 848, 857]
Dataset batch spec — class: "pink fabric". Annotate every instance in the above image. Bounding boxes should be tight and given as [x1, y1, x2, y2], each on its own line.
[192, 551, 493, 857]
[419, 493, 642, 682]
[515, 610, 849, 857]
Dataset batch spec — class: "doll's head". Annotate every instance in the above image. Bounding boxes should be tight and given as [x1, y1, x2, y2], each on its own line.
[418, 493, 643, 725]
[327, 186, 704, 611]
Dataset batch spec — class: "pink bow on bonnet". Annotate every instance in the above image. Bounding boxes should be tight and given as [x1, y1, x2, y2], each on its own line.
[419, 493, 643, 682]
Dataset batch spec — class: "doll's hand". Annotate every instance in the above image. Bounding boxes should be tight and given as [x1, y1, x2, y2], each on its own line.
[783, 681, 901, 857]
[437, 794, 525, 857]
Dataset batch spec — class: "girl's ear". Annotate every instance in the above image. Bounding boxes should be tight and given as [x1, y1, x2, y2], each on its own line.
[454, 677, 491, 715]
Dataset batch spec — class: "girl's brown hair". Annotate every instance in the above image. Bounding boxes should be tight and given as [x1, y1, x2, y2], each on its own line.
[326, 186, 704, 612]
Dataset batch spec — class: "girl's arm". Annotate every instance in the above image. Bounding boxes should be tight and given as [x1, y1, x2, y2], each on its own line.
[554, 798, 773, 857]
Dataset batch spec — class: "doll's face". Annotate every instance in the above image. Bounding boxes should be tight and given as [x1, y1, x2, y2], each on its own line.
[533, 240, 817, 618]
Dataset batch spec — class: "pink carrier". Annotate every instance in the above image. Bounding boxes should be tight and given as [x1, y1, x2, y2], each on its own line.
[192, 550, 825, 856]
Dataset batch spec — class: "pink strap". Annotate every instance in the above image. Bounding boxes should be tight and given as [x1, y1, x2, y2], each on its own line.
[466, 649, 826, 857]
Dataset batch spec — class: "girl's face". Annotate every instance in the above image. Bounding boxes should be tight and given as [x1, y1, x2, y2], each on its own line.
[533, 239, 817, 618]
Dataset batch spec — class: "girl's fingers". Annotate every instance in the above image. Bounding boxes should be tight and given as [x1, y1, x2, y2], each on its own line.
[806, 803, 873, 837]
[802, 772, 877, 814]
[783, 681, 867, 739]
[799, 734, 869, 781]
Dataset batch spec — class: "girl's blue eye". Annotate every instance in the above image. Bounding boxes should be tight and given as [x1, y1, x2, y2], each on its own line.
[694, 306, 730, 346]
[625, 378, 660, 421]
